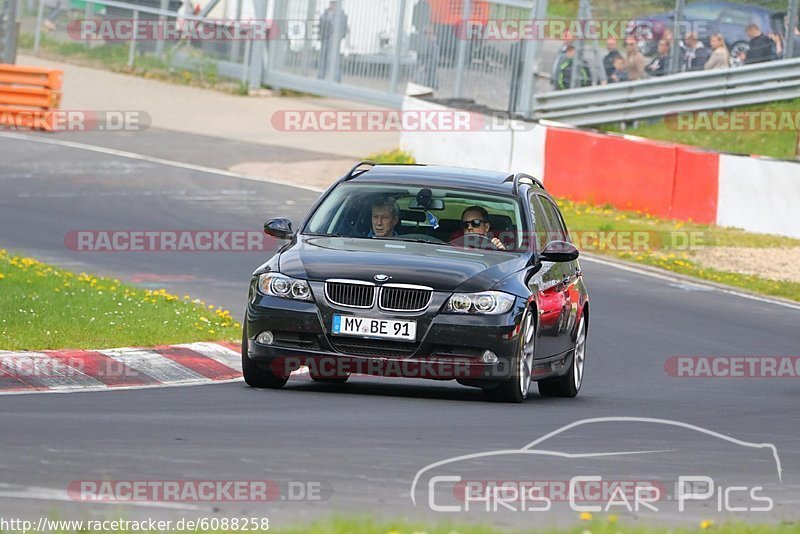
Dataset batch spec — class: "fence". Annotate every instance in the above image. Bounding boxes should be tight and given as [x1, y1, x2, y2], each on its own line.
[21, 0, 800, 122]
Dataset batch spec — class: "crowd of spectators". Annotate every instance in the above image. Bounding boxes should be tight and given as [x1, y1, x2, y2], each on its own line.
[555, 21, 792, 90]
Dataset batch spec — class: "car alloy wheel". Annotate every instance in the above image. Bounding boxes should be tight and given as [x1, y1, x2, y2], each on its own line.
[518, 308, 536, 398]
[573, 316, 586, 391]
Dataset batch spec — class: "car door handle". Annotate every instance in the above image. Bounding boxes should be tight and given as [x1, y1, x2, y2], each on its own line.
[575, 267, 583, 277]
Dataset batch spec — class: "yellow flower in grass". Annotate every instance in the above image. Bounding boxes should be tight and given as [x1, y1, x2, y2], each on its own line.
[579, 511, 593, 521]
[0, 273, 5, 280]
[700, 519, 714, 529]
[607, 514, 618, 524]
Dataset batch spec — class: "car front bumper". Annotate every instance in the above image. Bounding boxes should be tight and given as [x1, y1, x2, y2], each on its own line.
[244, 283, 566, 382]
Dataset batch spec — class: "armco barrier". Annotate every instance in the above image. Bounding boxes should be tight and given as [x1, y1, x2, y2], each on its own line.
[399, 95, 799, 239]
[0, 64, 63, 131]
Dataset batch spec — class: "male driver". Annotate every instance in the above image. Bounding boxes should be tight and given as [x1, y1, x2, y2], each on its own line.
[461, 206, 506, 250]
[369, 197, 399, 238]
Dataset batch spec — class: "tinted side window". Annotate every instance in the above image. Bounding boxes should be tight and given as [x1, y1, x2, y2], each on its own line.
[529, 195, 554, 252]
[536, 196, 570, 244]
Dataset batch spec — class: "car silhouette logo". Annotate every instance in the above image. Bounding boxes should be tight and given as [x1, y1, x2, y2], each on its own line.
[374, 274, 390, 282]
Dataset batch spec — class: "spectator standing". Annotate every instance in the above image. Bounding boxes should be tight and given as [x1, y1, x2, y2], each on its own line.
[551, 31, 577, 88]
[704, 33, 730, 69]
[318, 0, 349, 82]
[738, 24, 776, 64]
[556, 45, 591, 90]
[602, 37, 622, 79]
[624, 37, 647, 80]
[608, 56, 629, 83]
[683, 32, 710, 71]
[645, 39, 671, 76]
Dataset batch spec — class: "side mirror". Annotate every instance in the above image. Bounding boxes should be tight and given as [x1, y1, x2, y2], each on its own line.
[264, 218, 294, 240]
[539, 241, 579, 263]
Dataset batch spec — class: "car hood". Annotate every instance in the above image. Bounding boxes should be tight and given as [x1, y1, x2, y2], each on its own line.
[278, 236, 528, 293]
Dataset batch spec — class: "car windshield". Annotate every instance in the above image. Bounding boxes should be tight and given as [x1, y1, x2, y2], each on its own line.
[304, 183, 526, 252]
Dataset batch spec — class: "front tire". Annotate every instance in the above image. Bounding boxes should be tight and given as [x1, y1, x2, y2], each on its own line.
[483, 307, 535, 403]
[241, 322, 288, 389]
[538, 314, 586, 398]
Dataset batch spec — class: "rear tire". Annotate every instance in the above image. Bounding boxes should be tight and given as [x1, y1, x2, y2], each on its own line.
[241, 322, 288, 389]
[538, 315, 586, 398]
[483, 307, 535, 403]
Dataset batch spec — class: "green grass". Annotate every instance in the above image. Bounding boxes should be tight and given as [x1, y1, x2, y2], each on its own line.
[558, 199, 800, 301]
[0, 248, 240, 351]
[18, 32, 228, 90]
[367, 149, 417, 164]
[272, 518, 800, 534]
[600, 98, 800, 161]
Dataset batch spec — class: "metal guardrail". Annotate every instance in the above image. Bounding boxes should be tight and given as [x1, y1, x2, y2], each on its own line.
[533, 58, 800, 126]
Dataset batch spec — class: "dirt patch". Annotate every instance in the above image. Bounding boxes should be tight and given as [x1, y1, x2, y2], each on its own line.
[693, 247, 800, 283]
[229, 159, 356, 191]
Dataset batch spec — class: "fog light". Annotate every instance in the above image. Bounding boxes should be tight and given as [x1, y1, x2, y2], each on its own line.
[256, 331, 274, 345]
[481, 350, 499, 364]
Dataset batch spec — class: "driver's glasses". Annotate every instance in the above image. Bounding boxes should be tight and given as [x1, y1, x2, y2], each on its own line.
[462, 219, 486, 229]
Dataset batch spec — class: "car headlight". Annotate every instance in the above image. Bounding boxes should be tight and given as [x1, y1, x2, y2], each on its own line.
[445, 291, 515, 315]
[258, 273, 313, 302]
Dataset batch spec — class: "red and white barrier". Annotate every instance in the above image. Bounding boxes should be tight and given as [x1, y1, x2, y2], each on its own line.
[400, 96, 800, 239]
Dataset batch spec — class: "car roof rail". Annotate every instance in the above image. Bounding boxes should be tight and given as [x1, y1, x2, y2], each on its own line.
[343, 161, 377, 181]
[506, 173, 545, 195]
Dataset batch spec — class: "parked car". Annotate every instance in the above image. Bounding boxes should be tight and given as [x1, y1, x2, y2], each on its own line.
[628, 1, 796, 64]
[241, 163, 590, 403]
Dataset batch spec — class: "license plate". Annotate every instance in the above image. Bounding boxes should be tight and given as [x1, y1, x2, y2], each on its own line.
[332, 315, 416, 342]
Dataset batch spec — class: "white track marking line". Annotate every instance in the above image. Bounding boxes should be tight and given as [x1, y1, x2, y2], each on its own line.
[582, 255, 800, 311]
[98, 348, 207, 383]
[0, 132, 325, 192]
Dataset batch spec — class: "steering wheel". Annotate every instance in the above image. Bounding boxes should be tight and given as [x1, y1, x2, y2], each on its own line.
[449, 233, 501, 251]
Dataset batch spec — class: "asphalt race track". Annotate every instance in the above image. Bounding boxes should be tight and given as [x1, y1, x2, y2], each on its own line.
[1, 130, 799, 529]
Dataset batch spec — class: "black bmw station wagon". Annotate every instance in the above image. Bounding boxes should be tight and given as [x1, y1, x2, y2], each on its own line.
[243, 163, 588, 403]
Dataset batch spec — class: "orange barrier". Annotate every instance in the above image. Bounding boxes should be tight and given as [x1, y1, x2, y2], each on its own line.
[543, 127, 719, 224]
[0, 64, 63, 131]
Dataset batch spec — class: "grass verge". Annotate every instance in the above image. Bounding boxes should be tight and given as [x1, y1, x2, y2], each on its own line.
[273, 517, 799, 534]
[599, 98, 800, 161]
[0, 248, 240, 351]
[557, 200, 800, 302]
